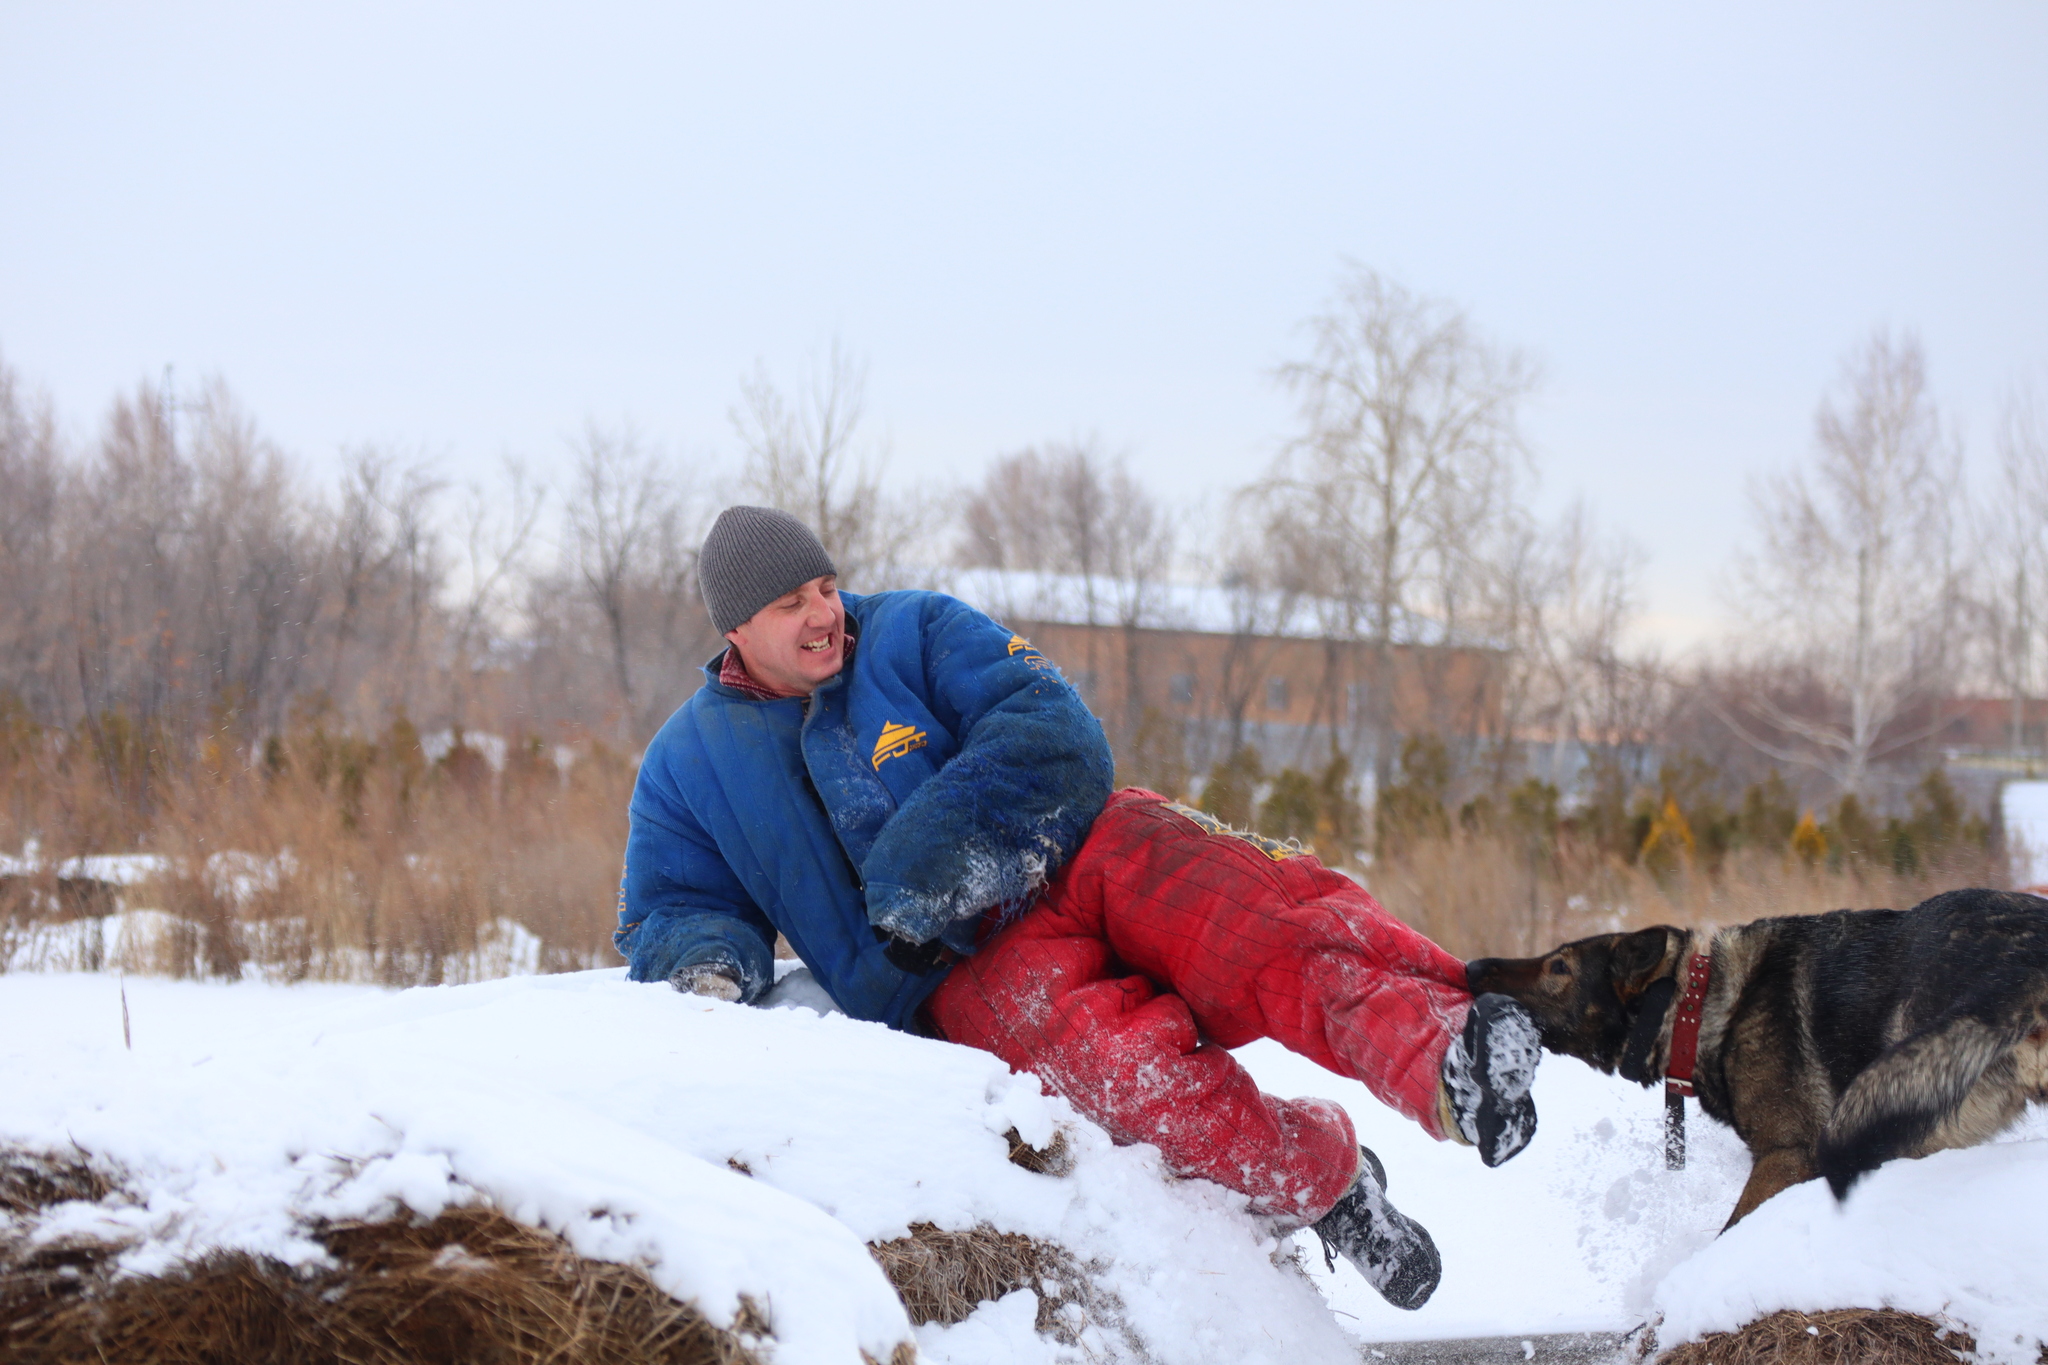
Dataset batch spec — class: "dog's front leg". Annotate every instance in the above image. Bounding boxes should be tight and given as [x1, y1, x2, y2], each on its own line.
[1724, 1146, 1815, 1229]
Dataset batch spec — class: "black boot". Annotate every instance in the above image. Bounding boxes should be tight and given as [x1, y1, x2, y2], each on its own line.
[1311, 1146, 1441, 1311]
[1442, 993, 1540, 1167]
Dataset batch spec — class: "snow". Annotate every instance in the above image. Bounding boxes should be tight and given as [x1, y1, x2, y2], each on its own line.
[53, 852, 171, 885]
[1229, 1037, 1753, 1342]
[420, 728, 510, 773]
[0, 971, 1350, 1365]
[3, 907, 549, 980]
[4, 969, 2045, 1362]
[0, 842, 168, 886]
[0, 843, 298, 901]
[2001, 779, 2048, 886]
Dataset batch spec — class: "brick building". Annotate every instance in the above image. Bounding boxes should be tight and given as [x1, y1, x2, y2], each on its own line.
[948, 568, 1504, 782]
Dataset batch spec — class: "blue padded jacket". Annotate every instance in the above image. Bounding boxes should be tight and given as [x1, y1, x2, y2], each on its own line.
[612, 589, 1114, 1030]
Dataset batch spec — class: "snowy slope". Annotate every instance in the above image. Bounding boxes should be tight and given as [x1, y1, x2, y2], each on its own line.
[1230, 1037, 1751, 1342]
[1235, 1038, 2048, 1362]
[0, 971, 1350, 1365]
[4, 970, 2045, 1362]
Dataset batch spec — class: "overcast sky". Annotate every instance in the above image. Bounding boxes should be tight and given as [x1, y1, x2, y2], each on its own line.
[4, 3, 2045, 647]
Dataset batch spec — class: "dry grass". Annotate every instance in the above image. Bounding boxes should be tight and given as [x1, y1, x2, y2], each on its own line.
[0, 1149, 114, 1218]
[4, 712, 2014, 983]
[1654, 1307, 2006, 1365]
[1, 1197, 776, 1365]
[1002, 1126, 1075, 1177]
[867, 1126, 1098, 1337]
[1370, 834, 2008, 960]
[1, 727, 634, 984]
[868, 1221, 1132, 1355]
[869, 1222, 1071, 1327]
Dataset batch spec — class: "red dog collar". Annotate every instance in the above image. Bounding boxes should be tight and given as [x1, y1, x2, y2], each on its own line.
[1664, 951, 1712, 1096]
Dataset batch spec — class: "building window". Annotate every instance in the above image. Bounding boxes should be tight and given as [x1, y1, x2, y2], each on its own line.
[1170, 673, 1195, 706]
[1266, 676, 1289, 712]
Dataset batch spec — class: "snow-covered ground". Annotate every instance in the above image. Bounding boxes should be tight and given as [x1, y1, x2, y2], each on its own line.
[4, 969, 2045, 1363]
[3, 906, 552, 980]
[2002, 779, 2048, 887]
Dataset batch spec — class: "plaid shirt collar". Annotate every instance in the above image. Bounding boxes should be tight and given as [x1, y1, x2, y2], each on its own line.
[717, 633, 855, 701]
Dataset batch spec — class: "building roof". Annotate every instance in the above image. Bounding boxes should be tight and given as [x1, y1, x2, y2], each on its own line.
[946, 567, 1477, 647]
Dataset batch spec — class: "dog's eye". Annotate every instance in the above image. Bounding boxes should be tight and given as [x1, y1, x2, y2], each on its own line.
[1547, 960, 1570, 976]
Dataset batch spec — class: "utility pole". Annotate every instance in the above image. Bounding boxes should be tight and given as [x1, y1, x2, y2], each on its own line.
[160, 364, 201, 457]
[162, 364, 177, 456]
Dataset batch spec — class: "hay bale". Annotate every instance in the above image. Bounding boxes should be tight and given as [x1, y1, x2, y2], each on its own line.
[3, 1144, 1064, 1364]
[2, 1200, 767, 1365]
[1657, 1307, 1982, 1365]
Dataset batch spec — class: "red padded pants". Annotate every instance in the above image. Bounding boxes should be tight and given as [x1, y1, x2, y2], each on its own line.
[927, 788, 1472, 1225]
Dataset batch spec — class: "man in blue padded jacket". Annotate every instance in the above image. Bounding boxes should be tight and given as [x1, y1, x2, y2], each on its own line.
[614, 505, 1542, 1312]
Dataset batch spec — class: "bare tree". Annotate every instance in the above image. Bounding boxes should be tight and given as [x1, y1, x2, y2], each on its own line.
[446, 461, 545, 726]
[959, 440, 1176, 736]
[564, 423, 672, 732]
[69, 379, 194, 734]
[1265, 265, 1536, 784]
[1513, 502, 1643, 790]
[732, 341, 924, 587]
[1725, 329, 1963, 796]
[319, 447, 441, 717]
[959, 451, 1046, 571]
[1978, 385, 2048, 757]
[180, 381, 321, 736]
[0, 355, 65, 718]
[1204, 494, 1309, 762]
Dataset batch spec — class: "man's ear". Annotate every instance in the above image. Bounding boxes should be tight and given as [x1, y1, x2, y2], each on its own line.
[1609, 926, 1680, 1005]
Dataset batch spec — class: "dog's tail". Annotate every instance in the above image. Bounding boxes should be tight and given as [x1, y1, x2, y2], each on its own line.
[1815, 1011, 2022, 1200]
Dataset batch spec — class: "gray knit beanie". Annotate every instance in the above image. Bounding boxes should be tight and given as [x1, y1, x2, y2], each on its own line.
[699, 505, 838, 634]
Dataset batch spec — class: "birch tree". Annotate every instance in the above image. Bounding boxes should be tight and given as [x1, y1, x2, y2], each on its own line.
[1727, 329, 1962, 795]
[732, 341, 925, 587]
[1265, 265, 1535, 783]
[1978, 387, 2048, 755]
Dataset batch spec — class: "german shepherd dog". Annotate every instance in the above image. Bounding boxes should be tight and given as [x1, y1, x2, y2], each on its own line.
[1467, 888, 2048, 1227]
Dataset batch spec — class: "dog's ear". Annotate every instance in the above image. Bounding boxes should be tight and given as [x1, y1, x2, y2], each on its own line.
[1609, 927, 1680, 1005]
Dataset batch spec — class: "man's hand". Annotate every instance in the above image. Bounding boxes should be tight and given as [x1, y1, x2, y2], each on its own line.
[669, 964, 744, 1002]
[874, 924, 951, 975]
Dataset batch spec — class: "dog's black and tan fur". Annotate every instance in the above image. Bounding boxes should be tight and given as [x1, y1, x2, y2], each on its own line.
[1468, 888, 2048, 1226]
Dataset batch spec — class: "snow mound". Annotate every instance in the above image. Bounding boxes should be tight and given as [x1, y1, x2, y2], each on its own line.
[7, 971, 2045, 1359]
[1231, 1038, 2048, 1355]
[1653, 1138, 2048, 1364]
[0, 971, 1353, 1365]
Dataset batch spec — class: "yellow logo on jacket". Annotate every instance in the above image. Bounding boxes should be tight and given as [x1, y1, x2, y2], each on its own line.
[872, 720, 929, 770]
[1007, 633, 1057, 672]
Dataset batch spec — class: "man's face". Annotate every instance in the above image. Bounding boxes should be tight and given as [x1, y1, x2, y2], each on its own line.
[724, 575, 846, 696]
